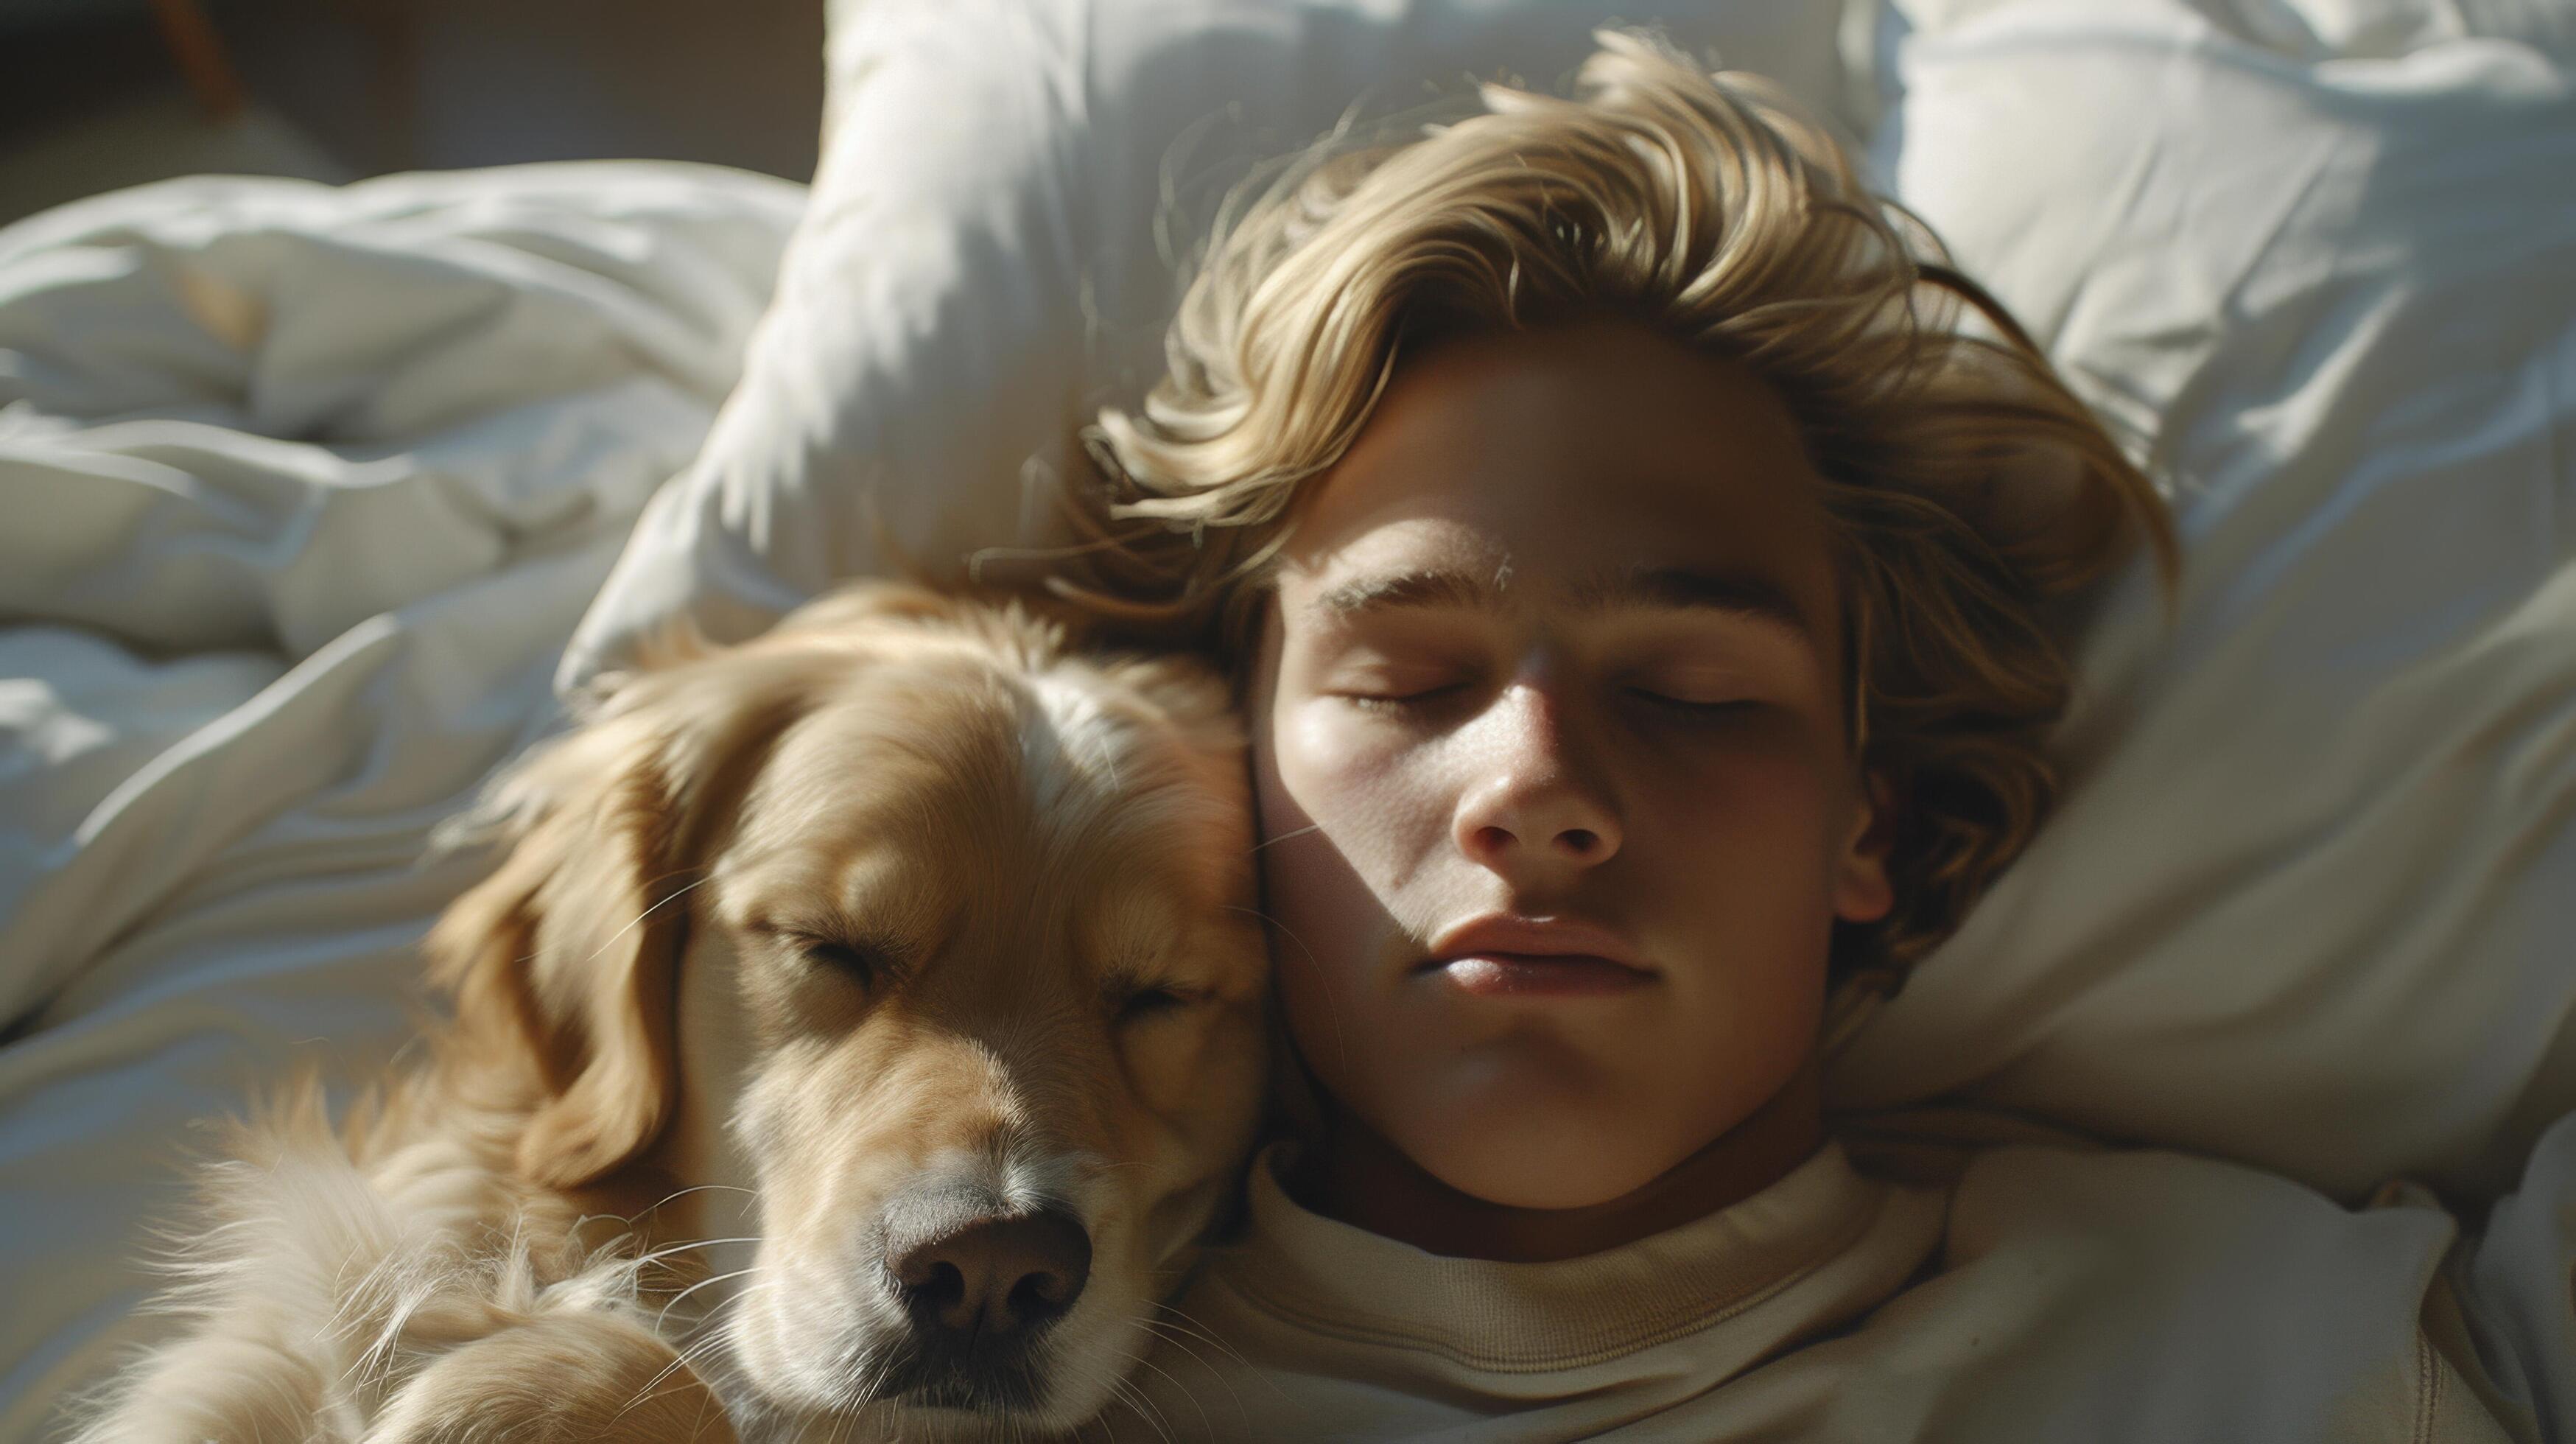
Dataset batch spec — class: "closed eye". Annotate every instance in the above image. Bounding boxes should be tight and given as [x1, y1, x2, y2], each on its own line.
[1341, 683, 1467, 712]
[1349, 686, 1757, 719]
[1628, 688, 1761, 718]
[798, 937, 891, 989]
[1110, 983, 1196, 1026]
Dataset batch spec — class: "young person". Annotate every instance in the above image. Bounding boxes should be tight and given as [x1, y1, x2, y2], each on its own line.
[1055, 32, 2530, 1442]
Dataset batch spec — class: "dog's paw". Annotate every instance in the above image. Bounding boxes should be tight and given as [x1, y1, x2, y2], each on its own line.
[365, 1311, 737, 1444]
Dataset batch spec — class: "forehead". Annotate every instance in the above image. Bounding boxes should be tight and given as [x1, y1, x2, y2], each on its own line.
[1277, 320, 1839, 631]
[715, 660, 1241, 947]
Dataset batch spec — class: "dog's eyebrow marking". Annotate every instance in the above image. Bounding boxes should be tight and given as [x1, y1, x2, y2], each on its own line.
[1025, 670, 1132, 806]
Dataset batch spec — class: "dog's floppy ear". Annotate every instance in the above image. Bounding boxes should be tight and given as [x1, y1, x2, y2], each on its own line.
[429, 651, 820, 1191]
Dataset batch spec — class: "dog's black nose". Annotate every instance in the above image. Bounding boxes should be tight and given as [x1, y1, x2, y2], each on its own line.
[887, 1201, 1092, 1344]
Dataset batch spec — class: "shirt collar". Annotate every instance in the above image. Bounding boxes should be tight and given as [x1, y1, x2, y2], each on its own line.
[1210, 1137, 1909, 1374]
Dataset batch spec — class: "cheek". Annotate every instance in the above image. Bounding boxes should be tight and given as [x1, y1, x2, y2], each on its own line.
[1638, 746, 1852, 1003]
[1264, 697, 1383, 807]
[1260, 698, 1451, 872]
[1257, 698, 1459, 939]
[733, 1028, 944, 1210]
[1651, 723, 1851, 867]
[1113, 1003, 1270, 1242]
[1120, 1001, 1261, 1130]
[1252, 703, 1419, 1068]
[729, 1047, 855, 1262]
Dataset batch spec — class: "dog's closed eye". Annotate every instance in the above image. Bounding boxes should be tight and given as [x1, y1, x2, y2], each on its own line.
[794, 936, 896, 990]
[1108, 981, 1197, 1026]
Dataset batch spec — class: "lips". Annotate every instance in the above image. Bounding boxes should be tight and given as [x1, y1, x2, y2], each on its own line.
[1417, 914, 1656, 998]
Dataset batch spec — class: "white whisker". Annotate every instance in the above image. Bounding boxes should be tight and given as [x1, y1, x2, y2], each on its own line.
[1248, 821, 1323, 853]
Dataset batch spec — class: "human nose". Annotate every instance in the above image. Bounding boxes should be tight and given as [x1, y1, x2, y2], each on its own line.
[1451, 681, 1622, 877]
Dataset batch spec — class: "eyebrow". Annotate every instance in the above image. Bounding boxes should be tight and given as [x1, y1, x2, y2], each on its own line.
[1312, 563, 1817, 639]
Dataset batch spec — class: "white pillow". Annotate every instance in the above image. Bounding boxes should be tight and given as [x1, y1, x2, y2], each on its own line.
[1826, 0, 2576, 1200]
[559, 0, 1858, 685]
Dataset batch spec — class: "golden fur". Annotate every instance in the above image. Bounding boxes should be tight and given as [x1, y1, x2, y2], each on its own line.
[74, 582, 1268, 1442]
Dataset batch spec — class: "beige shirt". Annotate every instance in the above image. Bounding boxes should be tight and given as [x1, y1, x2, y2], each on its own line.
[1103, 1135, 2541, 1442]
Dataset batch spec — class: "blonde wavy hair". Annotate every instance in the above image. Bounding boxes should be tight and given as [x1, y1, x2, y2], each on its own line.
[1044, 30, 2175, 985]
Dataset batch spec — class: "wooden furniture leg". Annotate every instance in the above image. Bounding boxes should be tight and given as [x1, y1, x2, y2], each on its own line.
[150, 0, 248, 121]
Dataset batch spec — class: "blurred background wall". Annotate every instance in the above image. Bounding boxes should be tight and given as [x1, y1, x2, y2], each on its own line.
[0, 0, 825, 227]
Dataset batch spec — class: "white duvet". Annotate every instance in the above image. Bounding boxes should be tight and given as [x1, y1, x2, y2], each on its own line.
[0, 163, 801, 1442]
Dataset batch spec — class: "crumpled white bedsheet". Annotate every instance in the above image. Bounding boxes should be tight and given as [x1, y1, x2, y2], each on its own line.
[0, 162, 802, 1443]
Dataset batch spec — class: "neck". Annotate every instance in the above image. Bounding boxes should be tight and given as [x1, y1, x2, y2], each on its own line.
[1295, 1059, 1826, 1264]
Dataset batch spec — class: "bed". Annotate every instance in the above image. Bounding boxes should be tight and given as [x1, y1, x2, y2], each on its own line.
[0, 161, 801, 1437]
[2, 0, 2570, 1439]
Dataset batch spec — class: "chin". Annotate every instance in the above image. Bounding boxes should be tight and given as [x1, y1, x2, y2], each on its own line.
[1404, 1101, 1685, 1210]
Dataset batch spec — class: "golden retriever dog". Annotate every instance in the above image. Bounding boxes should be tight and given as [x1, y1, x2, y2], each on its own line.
[73, 582, 1268, 1443]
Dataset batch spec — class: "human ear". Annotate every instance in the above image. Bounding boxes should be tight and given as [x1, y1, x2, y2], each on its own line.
[1831, 769, 1897, 925]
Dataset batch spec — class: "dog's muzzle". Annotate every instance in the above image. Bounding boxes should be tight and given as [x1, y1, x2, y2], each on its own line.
[875, 1180, 1093, 1411]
